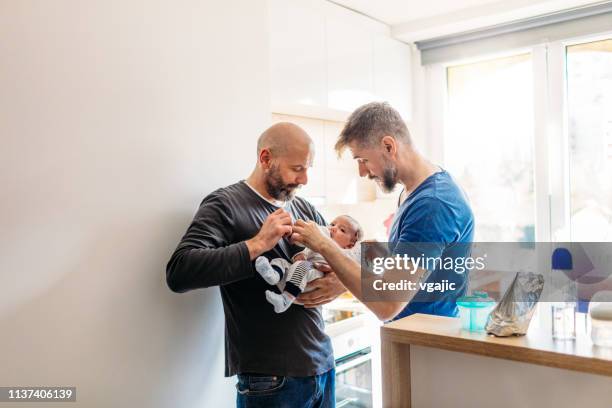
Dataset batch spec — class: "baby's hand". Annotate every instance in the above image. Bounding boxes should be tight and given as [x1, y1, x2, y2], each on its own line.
[292, 252, 307, 262]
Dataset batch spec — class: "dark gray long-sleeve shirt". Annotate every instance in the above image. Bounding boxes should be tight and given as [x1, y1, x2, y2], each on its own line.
[166, 180, 334, 377]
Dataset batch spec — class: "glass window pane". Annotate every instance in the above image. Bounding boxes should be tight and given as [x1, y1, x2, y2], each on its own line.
[446, 53, 535, 241]
[567, 39, 612, 241]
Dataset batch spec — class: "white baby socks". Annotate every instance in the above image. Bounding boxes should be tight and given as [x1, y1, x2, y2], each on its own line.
[255, 256, 281, 285]
[265, 290, 295, 313]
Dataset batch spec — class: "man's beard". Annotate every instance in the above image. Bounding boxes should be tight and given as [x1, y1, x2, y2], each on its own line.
[371, 163, 398, 193]
[265, 165, 300, 201]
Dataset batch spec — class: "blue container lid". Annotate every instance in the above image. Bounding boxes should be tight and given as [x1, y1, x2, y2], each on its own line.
[552, 247, 572, 270]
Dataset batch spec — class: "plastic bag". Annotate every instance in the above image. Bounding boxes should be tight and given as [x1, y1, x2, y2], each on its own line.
[485, 272, 544, 337]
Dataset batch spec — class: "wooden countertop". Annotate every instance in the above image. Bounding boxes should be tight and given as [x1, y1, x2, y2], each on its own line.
[381, 313, 612, 377]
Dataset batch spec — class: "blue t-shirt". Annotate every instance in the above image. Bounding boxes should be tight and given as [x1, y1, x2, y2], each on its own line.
[388, 169, 474, 319]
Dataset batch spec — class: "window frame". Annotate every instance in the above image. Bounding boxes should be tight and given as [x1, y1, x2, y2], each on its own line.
[424, 29, 612, 243]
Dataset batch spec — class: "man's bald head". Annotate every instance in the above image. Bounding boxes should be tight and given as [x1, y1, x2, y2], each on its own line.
[257, 122, 313, 157]
[252, 122, 314, 201]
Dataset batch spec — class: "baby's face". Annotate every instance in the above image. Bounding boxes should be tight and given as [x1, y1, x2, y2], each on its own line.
[329, 216, 358, 249]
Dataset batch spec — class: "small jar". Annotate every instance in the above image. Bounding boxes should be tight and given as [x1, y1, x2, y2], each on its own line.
[457, 291, 496, 332]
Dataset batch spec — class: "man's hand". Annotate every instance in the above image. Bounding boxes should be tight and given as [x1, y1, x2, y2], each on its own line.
[291, 220, 332, 253]
[296, 264, 347, 307]
[246, 208, 293, 260]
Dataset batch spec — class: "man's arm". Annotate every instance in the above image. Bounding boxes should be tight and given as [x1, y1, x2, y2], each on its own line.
[292, 220, 426, 321]
[293, 205, 348, 307]
[166, 193, 291, 293]
[316, 239, 426, 321]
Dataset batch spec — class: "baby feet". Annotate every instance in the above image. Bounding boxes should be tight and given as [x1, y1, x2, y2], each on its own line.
[265, 290, 294, 313]
[255, 256, 281, 285]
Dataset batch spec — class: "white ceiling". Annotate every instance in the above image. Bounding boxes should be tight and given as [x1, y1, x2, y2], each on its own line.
[328, 0, 604, 42]
[330, 0, 505, 25]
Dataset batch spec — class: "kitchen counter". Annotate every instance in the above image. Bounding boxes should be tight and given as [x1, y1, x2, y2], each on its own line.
[381, 313, 612, 408]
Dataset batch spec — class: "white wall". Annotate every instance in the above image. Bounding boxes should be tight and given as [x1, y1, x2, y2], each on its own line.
[0, 1, 270, 407]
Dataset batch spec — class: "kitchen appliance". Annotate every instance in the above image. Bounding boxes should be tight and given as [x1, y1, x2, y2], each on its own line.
[335, 347, 372, 408]
[324, 298, 377, 408]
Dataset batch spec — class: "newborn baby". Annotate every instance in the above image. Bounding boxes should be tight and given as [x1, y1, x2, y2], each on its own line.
[255, 215, 363, 313]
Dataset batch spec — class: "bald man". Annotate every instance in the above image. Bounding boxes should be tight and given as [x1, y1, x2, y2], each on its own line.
[166, 122, 342, 408]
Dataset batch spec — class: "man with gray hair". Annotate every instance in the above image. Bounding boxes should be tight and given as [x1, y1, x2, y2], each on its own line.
[292, 102, 474, 321]
[166, 122, 344, 407]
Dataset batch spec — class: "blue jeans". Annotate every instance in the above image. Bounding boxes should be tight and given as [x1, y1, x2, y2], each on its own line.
[236, 368, 335, 408]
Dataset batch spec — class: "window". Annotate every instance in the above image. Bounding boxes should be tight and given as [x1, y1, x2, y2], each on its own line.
[445, 53, 535, 242]
[567, 39, 612, 241]
[434, 34, 612, 244]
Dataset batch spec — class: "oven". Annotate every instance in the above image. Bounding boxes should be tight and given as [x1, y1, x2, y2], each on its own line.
[335, 347, 373, 408]
[323, 299, 377, 408]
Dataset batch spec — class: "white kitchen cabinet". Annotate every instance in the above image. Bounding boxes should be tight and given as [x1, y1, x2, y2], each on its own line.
[323, 120, 353, 170]
[326, 18, 375, 113]
[373, 35, 412, 121]
[268, 0, 327, 113]
[324, 167, 360, 204]
[268, 0, 412, 121]
[323, 121, 378, 203]
[271, 113, 326, 199]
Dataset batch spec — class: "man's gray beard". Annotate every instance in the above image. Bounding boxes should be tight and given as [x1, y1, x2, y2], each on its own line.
[381, 164, 398, 193]
[265, 166, 299, 201]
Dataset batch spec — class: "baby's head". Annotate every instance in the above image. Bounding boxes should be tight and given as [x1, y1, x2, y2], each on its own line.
[329, 215, 363, 249]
